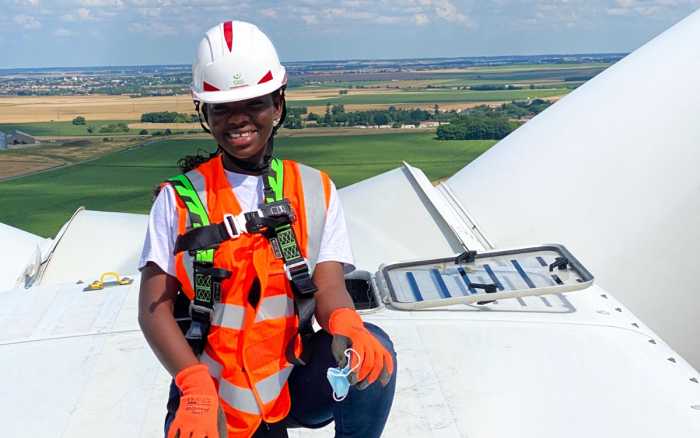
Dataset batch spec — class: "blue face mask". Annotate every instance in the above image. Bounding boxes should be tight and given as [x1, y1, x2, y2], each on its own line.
[326, 349, 360, 402]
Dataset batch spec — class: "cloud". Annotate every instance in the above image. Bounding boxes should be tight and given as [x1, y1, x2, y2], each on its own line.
[128, 20, 177, 36]
[431, 0, 472, 27]
[79, 0, 124, 6]
[54, 27, 75, 37]
[77, 7, 96, 20]
[414, 13, 430, 25]
[283, 0, 474, 28]
[301, 14, 319, 24]
[260, 8, 278, 18]
[13, 14, 41, 29]
[605, 0, 698, 17]
[137, 7, 161, 17]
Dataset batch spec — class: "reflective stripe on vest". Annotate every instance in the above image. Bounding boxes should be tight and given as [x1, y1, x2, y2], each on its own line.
[201, 351, 294, 416]
[186, 168, 209, 215]
[298, 163, 326, 274]
[212, 302, 245, 330]
[220, 379, 261, 415]
[256, 364, 293, 404]
[218, 365, 294, 414]
[200, 350, 223, 379]
[211, 294, 294, 331]
[254, 294, 294, 322]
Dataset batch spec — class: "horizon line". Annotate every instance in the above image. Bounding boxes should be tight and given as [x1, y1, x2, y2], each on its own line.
[0, 51, 628, 72]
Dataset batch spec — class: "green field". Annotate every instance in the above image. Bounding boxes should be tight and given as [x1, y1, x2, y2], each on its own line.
[0, 132, 495, 237]
[289, 88, 568, 108]
[0, 120, 196, 137]
[459, 62, 611, 73]
[0, 120, 142, 137]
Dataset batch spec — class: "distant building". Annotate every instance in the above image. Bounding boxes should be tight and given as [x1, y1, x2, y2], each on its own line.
[0, 130, 6, 150]
[418, 121, 448, 128]
[419, 121, 440, 128]
[7, 130, 37, 146]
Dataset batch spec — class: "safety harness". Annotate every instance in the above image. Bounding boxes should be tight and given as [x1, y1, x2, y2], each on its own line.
[169, 157, 318, 365]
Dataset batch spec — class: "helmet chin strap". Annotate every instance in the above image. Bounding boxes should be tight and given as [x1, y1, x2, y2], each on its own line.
[219, 137, 274, 175]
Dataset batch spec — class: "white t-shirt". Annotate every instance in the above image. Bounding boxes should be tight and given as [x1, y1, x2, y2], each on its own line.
[138, 169, 355, 276]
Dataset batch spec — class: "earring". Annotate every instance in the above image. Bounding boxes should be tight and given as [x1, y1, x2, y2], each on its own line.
[273, 119, 280, 127]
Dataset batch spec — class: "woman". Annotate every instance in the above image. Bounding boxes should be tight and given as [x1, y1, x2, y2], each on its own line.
[138, 20, 396, 438]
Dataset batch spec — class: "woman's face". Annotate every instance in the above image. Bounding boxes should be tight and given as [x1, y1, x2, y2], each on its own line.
[207, 93, 283, 165]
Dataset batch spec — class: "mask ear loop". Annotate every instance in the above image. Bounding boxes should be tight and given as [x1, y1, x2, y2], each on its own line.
[331, 348, 362, 402]
[344, 348, 361, 374]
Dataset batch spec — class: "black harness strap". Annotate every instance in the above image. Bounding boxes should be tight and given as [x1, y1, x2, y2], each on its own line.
[168, 174, 230, 357]
[263, 159, 317, 366]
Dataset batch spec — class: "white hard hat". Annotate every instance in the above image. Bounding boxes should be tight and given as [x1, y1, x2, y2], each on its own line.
[191, 20, 287, 104]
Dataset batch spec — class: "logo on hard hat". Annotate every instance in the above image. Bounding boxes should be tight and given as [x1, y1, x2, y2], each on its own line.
[231, 72, 246, 88]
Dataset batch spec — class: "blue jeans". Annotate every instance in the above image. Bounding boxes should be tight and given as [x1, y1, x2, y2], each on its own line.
[165, 323, 397, 438]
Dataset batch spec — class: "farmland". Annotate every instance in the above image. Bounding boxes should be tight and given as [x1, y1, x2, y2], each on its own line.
[0, 95, 196, 123]
[288, 88, 568, 108]
[0, 59, 611, 126]
[0, 132, 496, 237]
[0, 87, 568, 125]
[0, 120, 146, 136]
[0, 56, 616, 236]
[0, 137, 148, 179]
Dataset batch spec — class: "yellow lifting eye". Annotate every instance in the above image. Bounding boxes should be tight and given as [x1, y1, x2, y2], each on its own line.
[84, 272, 134, 291]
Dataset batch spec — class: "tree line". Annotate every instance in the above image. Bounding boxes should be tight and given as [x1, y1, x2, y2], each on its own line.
[141, 111, 198, 123]
[284, 104, 439, 129]
[436, 99, 552, 140]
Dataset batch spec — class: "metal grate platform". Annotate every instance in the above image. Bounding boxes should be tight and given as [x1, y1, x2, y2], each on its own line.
[378, 244, 593, 310]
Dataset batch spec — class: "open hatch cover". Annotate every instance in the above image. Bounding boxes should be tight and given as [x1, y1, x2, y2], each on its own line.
[377, 244, 594, 310]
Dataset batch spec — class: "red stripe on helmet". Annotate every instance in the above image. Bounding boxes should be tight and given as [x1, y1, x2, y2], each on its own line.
[257, 70, 273, 84]
[223, 21, 233, 51]
[203, 81, 220, 92]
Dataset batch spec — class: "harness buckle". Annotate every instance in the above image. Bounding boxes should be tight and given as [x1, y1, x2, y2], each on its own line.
[260, 199, 295, 223]
[223, 214, 241, 239]
[284, 259, 309, 281]
[189, 302, 214, 322]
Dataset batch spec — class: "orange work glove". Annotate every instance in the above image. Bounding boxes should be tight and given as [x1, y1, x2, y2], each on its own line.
[168, 364, 222, 438]
[328, 308, 394, 389]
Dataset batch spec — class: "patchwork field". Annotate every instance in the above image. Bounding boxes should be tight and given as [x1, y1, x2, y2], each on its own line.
[0, 87, 568, 124]
[0, 137, 146, 179]
[287, 88, 568, 108]
[0, 95, 196, 123]
[0, 132, 496, 236]
[0, 119, 147, 136]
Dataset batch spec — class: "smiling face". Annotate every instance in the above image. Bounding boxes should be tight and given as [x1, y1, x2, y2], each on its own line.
[206, 93, 283, 170]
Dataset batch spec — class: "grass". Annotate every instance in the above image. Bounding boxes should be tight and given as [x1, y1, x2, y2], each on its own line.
[0, 132, 496, 237]
[0, 120, 144, 137]
[288, 88, 568, 107]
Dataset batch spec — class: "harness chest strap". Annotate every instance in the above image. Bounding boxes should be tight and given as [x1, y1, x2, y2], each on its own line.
[173, 199, 296, 254]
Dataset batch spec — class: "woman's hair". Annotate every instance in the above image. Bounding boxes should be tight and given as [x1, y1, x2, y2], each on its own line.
[177, 88, 287, 173]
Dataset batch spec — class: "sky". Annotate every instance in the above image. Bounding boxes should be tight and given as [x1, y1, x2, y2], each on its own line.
[2, 0, 700, 68]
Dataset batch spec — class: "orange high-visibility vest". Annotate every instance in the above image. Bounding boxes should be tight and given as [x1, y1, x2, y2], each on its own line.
[171, 154, 331, 437]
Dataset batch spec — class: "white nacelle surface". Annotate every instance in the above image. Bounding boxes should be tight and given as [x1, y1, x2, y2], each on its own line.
[1, 277, 699, 438]
[37, 209, 148, 286]
[446, 9, 700, 367]
[0, 222, 49, 291]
